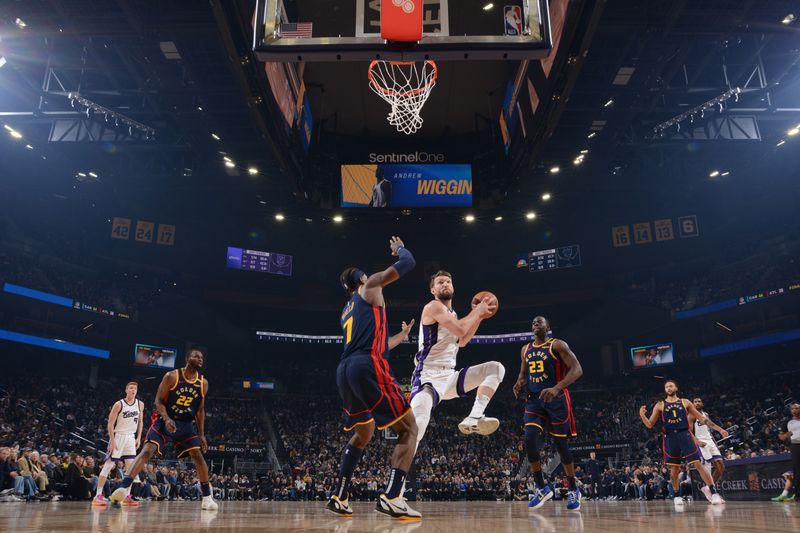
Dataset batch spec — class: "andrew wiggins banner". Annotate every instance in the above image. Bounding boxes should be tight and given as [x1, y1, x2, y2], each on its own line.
[341, 163, 472, 208]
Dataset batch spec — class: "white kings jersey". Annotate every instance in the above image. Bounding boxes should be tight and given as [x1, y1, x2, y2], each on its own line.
[415, 307, 459, 370]
[114, 399, 141, 436]
[694, 411, 714, 441]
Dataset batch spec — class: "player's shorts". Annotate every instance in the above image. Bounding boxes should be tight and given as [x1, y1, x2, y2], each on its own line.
[337, 353, 410, 431]
[698, 437, 722, 462]
[524, 390, 577, 437]
[145, 416, 202, 458]
[663, 430, 702, 466]
[110, 433, 137, 461]
[409, 365, 471, 408]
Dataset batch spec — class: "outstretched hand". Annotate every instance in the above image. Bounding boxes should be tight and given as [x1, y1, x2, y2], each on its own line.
[400, 319, 416, 339]
[389, 236, 405, 256]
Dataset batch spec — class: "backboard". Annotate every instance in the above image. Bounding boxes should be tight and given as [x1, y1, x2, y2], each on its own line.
[254, 0, 552, 62]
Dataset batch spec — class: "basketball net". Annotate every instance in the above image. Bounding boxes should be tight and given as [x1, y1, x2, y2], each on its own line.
[368, 60, 438, 135]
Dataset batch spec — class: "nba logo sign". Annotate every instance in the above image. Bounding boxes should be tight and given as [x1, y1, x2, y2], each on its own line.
[504, 5, 523, 36]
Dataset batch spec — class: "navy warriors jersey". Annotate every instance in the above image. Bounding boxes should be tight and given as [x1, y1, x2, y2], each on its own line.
[524, 338, 566, 394]
[166, 369, 205, 422]
[341, 292, 389, 360]
[662, 399, 689, 432]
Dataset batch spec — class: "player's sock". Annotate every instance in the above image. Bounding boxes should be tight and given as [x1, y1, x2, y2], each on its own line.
[385, 468, 407, 499]
[567, 476, 577, 491]
[468, 394, 491, 419]
[201, 483, 211, 497]
[706, 483, 717, 494]
[533, 469, 546, 488]
[335, 444, 363, 500]
[780, 489, 789, 498]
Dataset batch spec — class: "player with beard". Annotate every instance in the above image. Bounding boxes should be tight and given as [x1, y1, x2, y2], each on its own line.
[408, 270, 504, 444]
[640, 380, 726, 506]
[110, 349, 218, 511]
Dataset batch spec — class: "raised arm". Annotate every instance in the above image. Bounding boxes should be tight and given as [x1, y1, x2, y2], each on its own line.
[640, 402, 662, 429]
[364, 236, 416, 291]
[155, 371, 178, 432]
[388, 319, 416, 350]
[512, 344, 529, 398]
[685, 400, 729, 438]
[538, 339, 583, 402]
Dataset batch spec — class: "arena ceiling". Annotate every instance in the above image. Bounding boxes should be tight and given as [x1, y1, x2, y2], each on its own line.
[0, 0, 799, 229]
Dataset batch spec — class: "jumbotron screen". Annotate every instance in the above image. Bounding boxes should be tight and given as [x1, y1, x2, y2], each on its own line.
[134, 343, 177, 369]
[630, 343, 674, 369]
[341, 163, 472, 208]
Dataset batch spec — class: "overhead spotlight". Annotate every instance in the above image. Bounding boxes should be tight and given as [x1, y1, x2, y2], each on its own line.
[104, 113, 110, 122]
[721, 171, 730, 176]
[25, 144, 33, 150]
[332, 215, 344, 223]
[782, 14, 795, 25]
[788, 127, 800, 136]
[248, 167, 258, 175]
[709, 170, 720, 178]
[305, 218, 312, 222]
[211, 133, 221, 140]
[15, 18, 27, 29]
[223, 156, 232, 162]
[197, 106, 203, 111]
[225, 161, 235, 168]
[494, 216, 503, 221]
[88, 172, 98, 178]
[777, 140, 786, 146]
[275, 213, 285, 221]
[587, 132, 596, 139]
[580, 149, 589, 154]
[77, 172, 87, 177]
[465, 214, 475, 222]
[482, 3, 494, 11]
[549, 166, 560, 174]
[604, 99, 614, 107]
[9, 130, 22, 139]
[259, 200, 267, 205]
[3, 125, 11, 132]
[0, 57, 5, 69]
[541, 193, 551, 201]
[526, 212, 537, 220]
[128, 126, 133, 136]
[573, 158, 583, 166]
[114, 118, 120, 127]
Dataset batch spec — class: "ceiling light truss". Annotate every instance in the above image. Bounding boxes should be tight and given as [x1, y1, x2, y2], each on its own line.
[653, 87, 742, 136]
[68, 93, 155, 139]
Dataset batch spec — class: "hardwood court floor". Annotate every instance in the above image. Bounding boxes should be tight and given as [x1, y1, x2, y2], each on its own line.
[0, 500, 798, 532]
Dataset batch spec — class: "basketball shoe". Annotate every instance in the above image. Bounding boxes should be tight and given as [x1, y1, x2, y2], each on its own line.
[326, 495, 354, 517]
[458, 416, 500, 436]
[375, 493, 421, 519]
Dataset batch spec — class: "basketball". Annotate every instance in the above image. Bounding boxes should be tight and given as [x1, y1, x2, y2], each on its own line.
[472, 291, 499, 318]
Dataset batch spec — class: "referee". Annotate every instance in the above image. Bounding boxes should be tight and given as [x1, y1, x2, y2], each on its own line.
[780, 402, 800, 501]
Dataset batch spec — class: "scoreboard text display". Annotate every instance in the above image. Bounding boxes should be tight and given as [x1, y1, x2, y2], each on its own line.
[226, 247, 293, 276]
[518, 245, 581, 272]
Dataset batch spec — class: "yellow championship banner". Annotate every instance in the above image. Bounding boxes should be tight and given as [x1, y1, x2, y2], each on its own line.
[135, 220, 155, 243]
[654, 219, 674, 241]
[157, 224, 176, 246]
[633, 222, 652, 244]
[611, 225, 630, 248]
[111, 217, 131, 240]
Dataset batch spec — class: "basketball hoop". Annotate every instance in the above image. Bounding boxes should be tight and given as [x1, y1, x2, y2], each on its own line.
[368, 60, 438, 135]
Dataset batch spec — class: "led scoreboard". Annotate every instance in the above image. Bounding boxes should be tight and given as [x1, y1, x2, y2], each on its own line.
[522, 245, 581, 272]
[226, 247, 293, 276]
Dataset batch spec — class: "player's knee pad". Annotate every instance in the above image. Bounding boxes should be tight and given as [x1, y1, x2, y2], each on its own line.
[100, 460, 115, 477]
[481, 361, 505, 391]
[525, 425, 542, 463]
[554, 437, 573, 465]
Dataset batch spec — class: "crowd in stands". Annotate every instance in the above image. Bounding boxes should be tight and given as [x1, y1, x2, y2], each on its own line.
[264, 371, 794, 502]
[0, 375, 272, 502]
[625, 240, 800, 312]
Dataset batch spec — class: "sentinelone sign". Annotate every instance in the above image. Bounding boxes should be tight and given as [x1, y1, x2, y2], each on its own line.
[368, 151, 446, 163]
